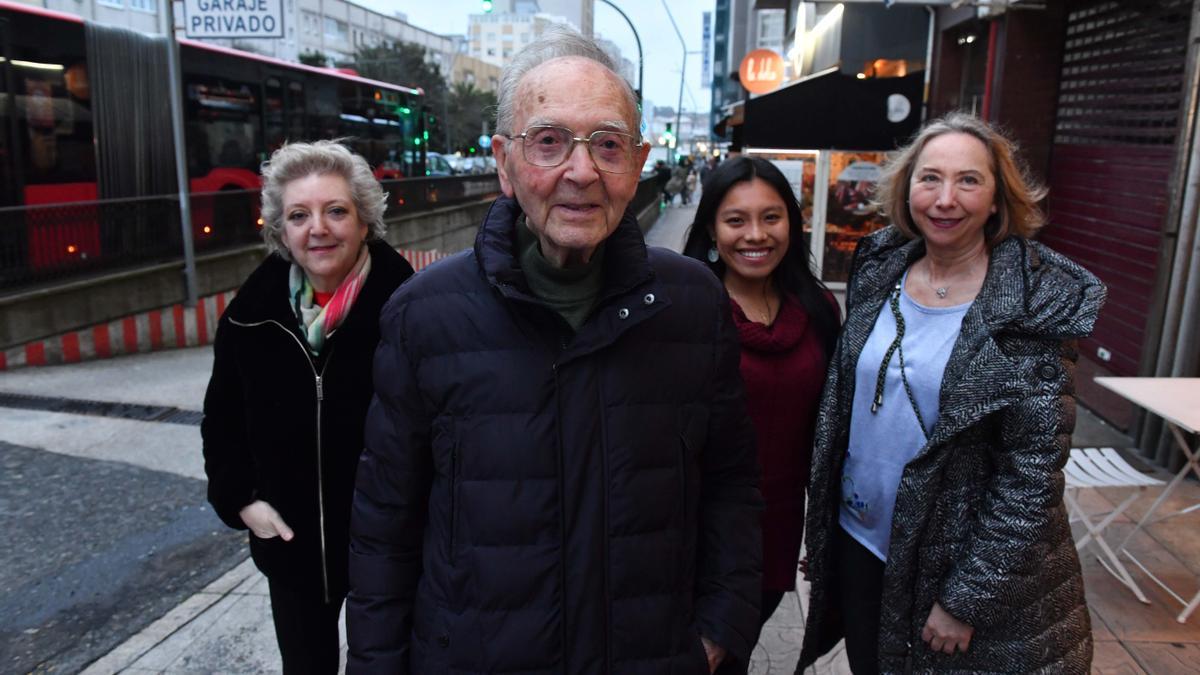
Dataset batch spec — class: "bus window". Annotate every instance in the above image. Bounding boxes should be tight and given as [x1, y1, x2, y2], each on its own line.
[0, 55, 14, 206]
[287, 80, 305, 143]
[186, 76, 261, 173]
[264, 76, 285, 154]
[8, 55, 95, 195]
[265, 77, 306, 151]
[307, 78, 339, 142]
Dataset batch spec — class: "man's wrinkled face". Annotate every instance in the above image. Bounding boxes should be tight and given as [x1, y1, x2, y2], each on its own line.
[493, 57, 649, 267]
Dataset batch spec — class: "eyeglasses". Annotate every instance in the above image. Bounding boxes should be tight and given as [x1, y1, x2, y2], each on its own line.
[505, 125, 643, 174]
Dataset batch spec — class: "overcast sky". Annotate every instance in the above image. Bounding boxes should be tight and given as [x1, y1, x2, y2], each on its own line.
[364, 0, 713, 116]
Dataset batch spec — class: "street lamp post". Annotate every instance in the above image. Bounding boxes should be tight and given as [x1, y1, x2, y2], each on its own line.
[661, 0, 687, 165]
[596, 0, 643, 105]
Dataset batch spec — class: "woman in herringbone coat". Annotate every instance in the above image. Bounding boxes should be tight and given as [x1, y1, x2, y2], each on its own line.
[797, 113, 1104, 674]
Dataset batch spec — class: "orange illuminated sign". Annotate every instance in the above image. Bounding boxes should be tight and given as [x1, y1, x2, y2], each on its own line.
[739, 49, 785, 94]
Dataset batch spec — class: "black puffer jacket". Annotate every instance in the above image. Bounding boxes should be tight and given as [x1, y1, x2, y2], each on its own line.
[347, 197, 763, 674]
[799, 227, 1104, 673]
[202, 239, 413, 601]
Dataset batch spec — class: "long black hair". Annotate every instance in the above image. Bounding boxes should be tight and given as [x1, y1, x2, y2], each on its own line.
[682, 156, 840, 358]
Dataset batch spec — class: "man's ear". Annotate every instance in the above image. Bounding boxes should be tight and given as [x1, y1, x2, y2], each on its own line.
[492, 135, 515, 198]
[636, 137, 651, 169]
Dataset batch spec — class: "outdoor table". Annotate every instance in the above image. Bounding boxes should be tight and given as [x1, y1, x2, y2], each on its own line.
[1095, 377, 1200, 623]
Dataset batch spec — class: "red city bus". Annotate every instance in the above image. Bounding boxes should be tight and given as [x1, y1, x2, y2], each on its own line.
[0, 0, 427, 271]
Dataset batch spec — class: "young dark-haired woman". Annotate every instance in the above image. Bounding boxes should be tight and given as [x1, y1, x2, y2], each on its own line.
[683, 156, 840, 671]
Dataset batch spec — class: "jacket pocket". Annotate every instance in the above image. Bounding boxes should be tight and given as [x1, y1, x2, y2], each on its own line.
[432, 417, 459, 566]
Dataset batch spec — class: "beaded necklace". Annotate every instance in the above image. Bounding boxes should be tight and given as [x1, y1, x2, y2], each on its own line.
[870, 281, 929, 437]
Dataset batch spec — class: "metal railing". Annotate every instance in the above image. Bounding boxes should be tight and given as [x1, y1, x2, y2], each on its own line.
[0, 175, 502, 293]
[631, 173, 664, 219]
[0, 174, 669, 294]
[0, 190, 266, 291]
[380, 175, 502, 214]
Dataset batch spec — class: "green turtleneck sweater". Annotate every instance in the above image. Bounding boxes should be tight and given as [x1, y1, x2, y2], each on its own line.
[517, 218, 605, 332]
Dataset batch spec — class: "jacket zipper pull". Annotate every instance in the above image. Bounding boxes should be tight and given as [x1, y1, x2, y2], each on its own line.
[315, 375, 324, 401]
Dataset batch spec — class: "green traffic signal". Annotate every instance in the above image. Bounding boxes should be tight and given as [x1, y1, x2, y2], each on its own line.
[482, 0, 493, 12]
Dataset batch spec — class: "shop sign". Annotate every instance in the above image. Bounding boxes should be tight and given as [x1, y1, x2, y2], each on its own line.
[701, 12, 712, 87]
[739, 49, 785, 95]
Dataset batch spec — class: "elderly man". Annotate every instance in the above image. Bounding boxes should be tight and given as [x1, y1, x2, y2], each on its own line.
[347, 27, 761, 675]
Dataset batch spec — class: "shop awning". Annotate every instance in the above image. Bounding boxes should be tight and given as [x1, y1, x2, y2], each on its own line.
[743, 69, 925, 151]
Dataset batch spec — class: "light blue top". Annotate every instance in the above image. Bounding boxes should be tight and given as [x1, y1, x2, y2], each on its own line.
[839, 271, 971, 561]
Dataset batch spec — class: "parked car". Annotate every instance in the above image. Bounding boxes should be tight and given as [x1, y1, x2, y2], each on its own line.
[425, 152, 455, 177]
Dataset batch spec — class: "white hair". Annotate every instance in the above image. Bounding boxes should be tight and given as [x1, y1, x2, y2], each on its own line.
[495, 24, 639, 136]
[259, 140, 387, 260]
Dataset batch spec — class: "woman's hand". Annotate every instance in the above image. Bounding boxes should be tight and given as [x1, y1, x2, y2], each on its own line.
[701, 636, 726, 673]
[922, 602, 973, 655]
[239, 500, 294, 541]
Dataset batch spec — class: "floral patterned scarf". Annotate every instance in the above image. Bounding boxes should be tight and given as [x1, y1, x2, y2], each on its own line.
[288, 245, 372, 354]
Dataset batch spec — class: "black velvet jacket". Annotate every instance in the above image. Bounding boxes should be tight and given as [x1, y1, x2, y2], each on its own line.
[202, 239, 413, 601]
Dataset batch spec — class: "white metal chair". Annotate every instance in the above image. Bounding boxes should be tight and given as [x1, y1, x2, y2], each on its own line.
[1064, 446, 1164, 604]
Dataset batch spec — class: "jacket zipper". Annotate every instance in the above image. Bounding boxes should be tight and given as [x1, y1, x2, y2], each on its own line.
[230, 317, 335, 603]
[449, 440, 459, 564]
[596, 365, 612, 673]
[552, 332, 569, 675]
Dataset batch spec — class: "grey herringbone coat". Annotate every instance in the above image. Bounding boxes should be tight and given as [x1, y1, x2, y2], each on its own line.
[798, 227, 1105, 674]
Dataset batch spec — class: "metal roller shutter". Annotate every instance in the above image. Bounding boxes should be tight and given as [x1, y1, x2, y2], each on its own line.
[1040, 0, 1192, 379]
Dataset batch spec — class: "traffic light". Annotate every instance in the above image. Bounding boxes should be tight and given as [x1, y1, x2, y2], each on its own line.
[662, 123, 676, 148]
[482, 0, 493, 12]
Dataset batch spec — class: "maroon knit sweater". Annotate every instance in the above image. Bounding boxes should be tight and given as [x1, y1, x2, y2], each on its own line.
[731, 294, 829, 591]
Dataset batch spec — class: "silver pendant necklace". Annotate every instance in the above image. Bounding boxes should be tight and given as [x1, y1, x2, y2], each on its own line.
[926, 265, 949, 299]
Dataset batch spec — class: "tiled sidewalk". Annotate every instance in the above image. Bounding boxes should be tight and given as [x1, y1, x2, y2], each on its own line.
[69, 202, 1200, 672]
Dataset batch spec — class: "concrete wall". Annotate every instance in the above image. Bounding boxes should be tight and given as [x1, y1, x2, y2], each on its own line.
[385, 200, 492, 255]
[0, 200, 493, 350]
[0, 246, 264, 350]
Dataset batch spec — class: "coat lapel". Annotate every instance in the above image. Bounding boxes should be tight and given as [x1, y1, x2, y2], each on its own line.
[920, 237, 1029, 452]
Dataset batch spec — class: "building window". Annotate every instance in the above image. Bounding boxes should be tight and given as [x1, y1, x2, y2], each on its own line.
[756, 10, 785, 53]
[325, 17, 348, 42]
[129, 0, 155, 12]
[303, 11, 319, 36]
[97, 0, 123, 7]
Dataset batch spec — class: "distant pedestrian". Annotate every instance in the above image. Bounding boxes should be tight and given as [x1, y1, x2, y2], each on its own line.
[346, 26, 762, 675]
[201, 140, 413, 674]
[683, 157, 840, 674]
[684, 168, 698, 205]
[666, 161, 688, 206]
[799, 112, 1104, 673]
[655, 158, 672, 205]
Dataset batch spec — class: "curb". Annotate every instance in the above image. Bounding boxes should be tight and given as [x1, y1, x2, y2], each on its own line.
[1, 247, 449, 372]
[79, 557, 259, 674]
